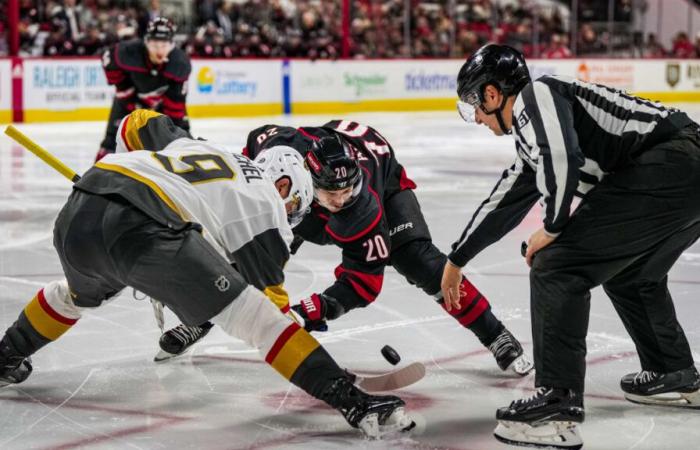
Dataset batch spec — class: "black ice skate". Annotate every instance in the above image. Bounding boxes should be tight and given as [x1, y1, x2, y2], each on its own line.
[494, 387, 584, 449]
[322, 377, 415, 439]
[621, 366, 700, 409]
[488, 328, 534, 376]
[0, 356, 32, 388]
[154, 322, 214, 362]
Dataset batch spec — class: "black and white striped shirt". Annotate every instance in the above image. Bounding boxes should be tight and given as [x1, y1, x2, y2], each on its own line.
[448, 75, 695, 267]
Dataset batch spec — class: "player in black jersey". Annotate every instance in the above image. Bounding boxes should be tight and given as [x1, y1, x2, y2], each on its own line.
[448, 44, 700, 449]
[96, 17, 191, 161]
[160, 120, 533, 376]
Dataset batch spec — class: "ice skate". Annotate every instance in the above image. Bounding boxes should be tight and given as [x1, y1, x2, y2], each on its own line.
[154, 322, 213, 362]
[0, 356, 32, 388]
[621, 366, 700, 409]
[488, 328, 533, 376]
[494, 387, 584, 449]
[322, 377, 415, 439]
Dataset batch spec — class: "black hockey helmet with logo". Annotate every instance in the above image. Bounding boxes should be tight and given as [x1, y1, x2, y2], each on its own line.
[145, 17, 175, 42]
[304, 133, 362, 192]
[456, 44, 530, 134]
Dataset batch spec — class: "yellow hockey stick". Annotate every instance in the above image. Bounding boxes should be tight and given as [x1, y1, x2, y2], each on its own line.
[4, 125, 81, 182]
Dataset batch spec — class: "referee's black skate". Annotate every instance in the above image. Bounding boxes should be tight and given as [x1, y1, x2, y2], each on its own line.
[621, 366, 700, 409]
[0, 354, 32, 388]
[322, 377, 415, 439]
[494, 387, 584, 449]
[154, 322, 214, 362]
[488, 328, 533, 376]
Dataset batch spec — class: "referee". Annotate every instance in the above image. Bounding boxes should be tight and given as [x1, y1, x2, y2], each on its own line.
[442, 44, 700, 449]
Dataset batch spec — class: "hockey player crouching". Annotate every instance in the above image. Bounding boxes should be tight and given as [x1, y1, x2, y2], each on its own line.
[446, 44, 700, 449]
[0, 110, 414, 439]
[96, 17, 191, 161]
[161, 120, 534, 377]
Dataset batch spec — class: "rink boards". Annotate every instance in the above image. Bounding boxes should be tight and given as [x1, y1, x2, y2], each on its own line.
[1, 57, 700, 123]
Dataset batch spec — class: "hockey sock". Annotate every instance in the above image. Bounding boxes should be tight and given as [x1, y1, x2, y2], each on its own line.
[211, 286, 349, 400]
[438, 277, 504, 346]
[1, 280, 82, 360]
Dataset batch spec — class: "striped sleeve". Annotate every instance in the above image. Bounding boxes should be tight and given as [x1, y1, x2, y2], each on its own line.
[523, 80, 584, 235]
[448, 156, 539, 267]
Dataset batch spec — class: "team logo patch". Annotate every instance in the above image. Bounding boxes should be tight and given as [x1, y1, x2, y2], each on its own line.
[215, 275, 230, 292]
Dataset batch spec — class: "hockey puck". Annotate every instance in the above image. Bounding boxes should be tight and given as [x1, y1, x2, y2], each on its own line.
[381, 345, 401, 365]
[520, 241, 528, 257]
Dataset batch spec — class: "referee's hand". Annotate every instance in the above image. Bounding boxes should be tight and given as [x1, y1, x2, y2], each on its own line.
[441, 260, 463, 311]
[525, 228, 557, 267]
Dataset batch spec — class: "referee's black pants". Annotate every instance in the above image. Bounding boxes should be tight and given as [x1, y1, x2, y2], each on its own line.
[530, 125, 700, 393]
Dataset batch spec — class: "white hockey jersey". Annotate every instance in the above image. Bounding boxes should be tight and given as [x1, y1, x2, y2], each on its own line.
[95, 138, 293, 259]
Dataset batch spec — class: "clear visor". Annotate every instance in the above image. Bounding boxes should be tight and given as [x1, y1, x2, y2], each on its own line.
[285, 193, 307, 228]
[456, 100, 477, 123]
[456, 90, 481, 123]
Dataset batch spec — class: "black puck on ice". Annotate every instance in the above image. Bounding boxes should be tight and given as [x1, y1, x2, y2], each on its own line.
[381, 345, 401, 365]
[520, 241, 528, 257]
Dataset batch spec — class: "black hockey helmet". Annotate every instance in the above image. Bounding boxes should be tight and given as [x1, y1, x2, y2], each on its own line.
[145, 17, 175, 42]
[305, 133, 362, 192]
[456, 44, 530, 133]
[457, 44, 530, 105]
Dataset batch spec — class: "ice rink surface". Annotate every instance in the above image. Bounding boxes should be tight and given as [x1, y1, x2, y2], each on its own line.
[1, 110, 699, 449]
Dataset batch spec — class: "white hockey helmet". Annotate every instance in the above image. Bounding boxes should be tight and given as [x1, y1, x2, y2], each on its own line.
[254, 145, 313, 227]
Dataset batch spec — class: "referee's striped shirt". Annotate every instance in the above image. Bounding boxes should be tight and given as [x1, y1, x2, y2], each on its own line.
[448, 75, 695, 267]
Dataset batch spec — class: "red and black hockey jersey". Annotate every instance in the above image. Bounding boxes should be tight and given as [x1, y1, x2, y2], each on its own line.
[245, 120, 417, 310]
[102, 40, 191, 132]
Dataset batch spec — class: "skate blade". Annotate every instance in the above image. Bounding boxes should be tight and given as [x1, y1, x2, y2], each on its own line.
[624, 390, 700, 409]
[153, 348, 192, 363]
[507, 354, 535, 376]
[358, 407, 415, 440]
[494, 420, 583, 449]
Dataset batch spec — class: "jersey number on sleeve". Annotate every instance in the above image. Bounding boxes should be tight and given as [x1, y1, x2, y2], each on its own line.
[362, 235, 389, 262]
[153, 153, 236, 184]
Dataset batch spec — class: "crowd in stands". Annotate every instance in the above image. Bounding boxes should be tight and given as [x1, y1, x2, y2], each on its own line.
[1, 0, 700, 59]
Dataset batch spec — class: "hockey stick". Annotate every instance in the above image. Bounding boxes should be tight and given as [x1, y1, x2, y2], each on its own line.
[5, 125, 81, 182]
[4, 125, 167, 331]
[349, 362, 426, 392]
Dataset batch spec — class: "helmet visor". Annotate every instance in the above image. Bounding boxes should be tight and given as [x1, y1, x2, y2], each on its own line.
[285, 192, 307, 228]
[457, 100, 477, 123]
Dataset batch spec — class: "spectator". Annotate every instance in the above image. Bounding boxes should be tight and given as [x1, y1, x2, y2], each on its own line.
[642, 32, 666, 58]
[672, 31, 695, 58]
[542, 33, 572, 59]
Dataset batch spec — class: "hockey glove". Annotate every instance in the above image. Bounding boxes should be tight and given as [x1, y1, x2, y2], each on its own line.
[291, 294, 329, 332]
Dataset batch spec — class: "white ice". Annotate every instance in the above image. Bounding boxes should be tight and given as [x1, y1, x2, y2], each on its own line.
[1, 110, 700, 450]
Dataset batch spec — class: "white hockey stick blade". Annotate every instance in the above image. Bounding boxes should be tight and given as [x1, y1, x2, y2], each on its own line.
[494, 420, 583, 449]
[355, 362, 426, 392]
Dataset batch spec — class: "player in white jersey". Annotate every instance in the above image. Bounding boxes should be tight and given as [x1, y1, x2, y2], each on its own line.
[0, 110, 414, 438]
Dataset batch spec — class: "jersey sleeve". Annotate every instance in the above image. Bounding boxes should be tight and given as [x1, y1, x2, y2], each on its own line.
[522, 79, 584, 235]
[161, 50, 191, 131]
[228, 228, 292, 313]
[448, 156, 540, 267]
[102, 44, 135, 101]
